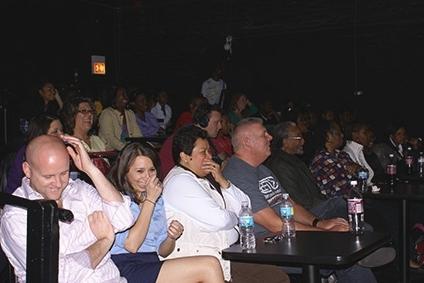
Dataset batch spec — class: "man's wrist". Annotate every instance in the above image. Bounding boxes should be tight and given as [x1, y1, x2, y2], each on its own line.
[312, 218, 321, 228]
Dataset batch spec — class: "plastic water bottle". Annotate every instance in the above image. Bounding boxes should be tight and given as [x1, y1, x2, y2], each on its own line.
[357, 168, 369, 193]
[239, 201, 256, 250]
[386, 153, 397, 186]
[280, 193, 296, 239]
[347, 180, 365, 235]
[418, 152, 424, 178]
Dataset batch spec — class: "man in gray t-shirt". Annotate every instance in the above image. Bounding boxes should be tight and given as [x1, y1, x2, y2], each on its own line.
[224, 156, 285, 235]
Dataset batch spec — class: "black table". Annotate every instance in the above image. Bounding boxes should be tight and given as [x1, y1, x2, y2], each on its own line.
[364, 182, 424, 283]
[222, 231, 390, 283]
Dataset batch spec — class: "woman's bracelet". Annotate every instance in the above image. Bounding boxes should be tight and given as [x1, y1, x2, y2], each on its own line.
[144, 198, 156, 206]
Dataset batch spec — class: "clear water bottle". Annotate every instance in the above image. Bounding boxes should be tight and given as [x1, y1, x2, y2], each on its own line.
[418, 152, 424, 178]
[357, 168, 369, 193]
[239, 201, 256, 250]
[405, 146, 414, 176]
[347, 180, 365, 235]
[280, 193, 296, 239]
[386, 153, 397, 186]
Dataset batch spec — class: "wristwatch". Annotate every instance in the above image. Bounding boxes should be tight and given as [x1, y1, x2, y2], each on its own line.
[312, 218, 321, 228]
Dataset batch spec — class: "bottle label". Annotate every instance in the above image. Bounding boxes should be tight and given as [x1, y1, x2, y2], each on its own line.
[405, 156, 414, 166]
[348, 198, 364, 214]
[386, 164, 397, 176]
[358, 170, 368, 180]
[280, 206, 294, 219]
[239, 215, 254, 228]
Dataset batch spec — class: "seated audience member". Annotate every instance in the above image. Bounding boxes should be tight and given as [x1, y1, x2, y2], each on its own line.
[254, 99, 280, 128]
[227, 93, 258, 126]
[6, 114, 63, 194]
[0, 135, 133, 282]
[108, 142, 224, 283]
[99, 86, 142, 150]
[174, 96, 208, 131]
[211, 114, 233, 164]
[223, 118, 380, 283]
[158, 104, 223, 180]
[150, 90, 172, 132]
[310, 120, 362, 198]
[372, 121, 408, 171]
[24, 79, 64, 120]
[266, 121, 346, 219]
[162, 125, 290, 283]
[61, 96, 110, 152]
[132, 92, 161, 137]
[62, 96, 114, 175]
[294, 109, 316, 165]
[343, 122, 375, 185]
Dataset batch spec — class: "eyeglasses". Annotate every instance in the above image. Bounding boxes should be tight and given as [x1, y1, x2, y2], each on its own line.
[287, 136, 303, 140]
[78, 109, 95, 115]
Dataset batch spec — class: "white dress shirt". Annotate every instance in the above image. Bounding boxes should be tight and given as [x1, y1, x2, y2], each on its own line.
[150, 103, 172, 130]
[0, 178, 133, 283]
[343, 140, 374, 184]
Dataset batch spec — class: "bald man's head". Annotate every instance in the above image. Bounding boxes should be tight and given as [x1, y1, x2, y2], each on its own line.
[23, 135, 70, 200]
[232, 118, 272, 166]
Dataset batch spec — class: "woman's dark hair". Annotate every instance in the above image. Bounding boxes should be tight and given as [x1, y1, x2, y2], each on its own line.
[172, 125, 208, 163]
[26, 114, 60, 143]
[61, 96, 96, 135]
[108, 142, 160, 203]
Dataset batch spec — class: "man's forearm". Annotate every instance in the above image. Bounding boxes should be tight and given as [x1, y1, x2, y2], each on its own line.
[87, 237, 114, 269]
[85, 166, 124, 202]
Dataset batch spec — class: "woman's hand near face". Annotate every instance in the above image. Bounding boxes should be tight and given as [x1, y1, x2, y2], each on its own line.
[145, 176, 163, 203]
[202, 160, 230, 189]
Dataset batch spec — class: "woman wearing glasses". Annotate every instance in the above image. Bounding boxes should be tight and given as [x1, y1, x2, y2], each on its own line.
[61, 96, 115, 175]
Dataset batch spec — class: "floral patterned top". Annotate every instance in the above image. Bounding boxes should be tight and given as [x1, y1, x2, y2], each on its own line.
[310, 149, 358, 198]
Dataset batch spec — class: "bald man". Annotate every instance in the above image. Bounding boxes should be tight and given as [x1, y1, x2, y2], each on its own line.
[0, 135, 133, 282]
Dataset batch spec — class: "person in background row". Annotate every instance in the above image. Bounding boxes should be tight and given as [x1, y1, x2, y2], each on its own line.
[159, 104, 223, 180]
[32, 79, 64, 117]
[227, 93, 258, 126]
[62, 96, 114, 176]
[372, 121, 408, 171]
[132, 92, 161, 138]
[174, 96, 208, 131]
[61, 96, 109, 152]
[99, 86, 142, 151]
[211, 114, 233, 166]
[150, 90, 172, 132]
[310, 120, 362, 198]
[163, 125, 289, 283]
[6, 114, 63, 194]
[1, 135, 133, 282]
[109, 142, 225, 283]
[201, 65, 227, 107]
[343, 122, 375, 185]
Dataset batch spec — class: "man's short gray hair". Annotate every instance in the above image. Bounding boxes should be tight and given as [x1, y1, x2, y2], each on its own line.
[232, 117, 264, 152]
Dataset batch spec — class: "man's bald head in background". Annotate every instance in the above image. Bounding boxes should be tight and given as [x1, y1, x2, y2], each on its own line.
[23, 135, 70, 200]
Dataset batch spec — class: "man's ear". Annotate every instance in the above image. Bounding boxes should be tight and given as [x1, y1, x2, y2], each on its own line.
[22, 161, 31, 178]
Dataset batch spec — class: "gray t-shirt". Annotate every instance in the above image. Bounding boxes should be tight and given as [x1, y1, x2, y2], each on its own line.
[223, 156, 286, 235]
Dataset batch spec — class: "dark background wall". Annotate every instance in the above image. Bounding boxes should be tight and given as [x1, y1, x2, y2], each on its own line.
[2, 0, 424, 148]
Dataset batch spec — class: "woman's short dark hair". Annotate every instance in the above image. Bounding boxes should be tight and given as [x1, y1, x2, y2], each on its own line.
[61, 96, 96, 135]
[108, 142, 160, 203]
[26, 113, 60, 143]
[172, 125, 208, 163]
